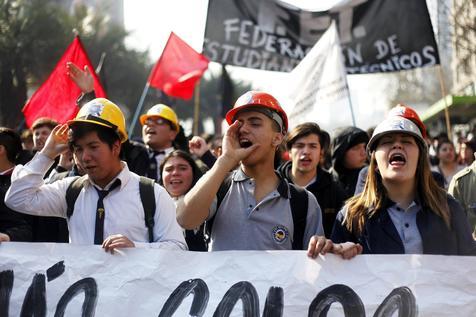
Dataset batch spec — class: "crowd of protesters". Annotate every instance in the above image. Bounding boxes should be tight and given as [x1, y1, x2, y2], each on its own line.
[1, 62, 476, 260]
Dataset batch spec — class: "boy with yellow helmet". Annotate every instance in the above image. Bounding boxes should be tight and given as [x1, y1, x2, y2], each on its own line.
[6, 98, 186, 252]
[140, 104, 180, 181]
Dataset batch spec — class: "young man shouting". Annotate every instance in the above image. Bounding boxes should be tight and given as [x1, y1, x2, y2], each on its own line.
[177, 91, 360, 259]
[6, 98, 186, 252]
[278, 122, 345, 237]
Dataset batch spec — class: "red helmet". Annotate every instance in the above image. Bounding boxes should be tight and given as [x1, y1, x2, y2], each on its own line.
[388, 103, 427, 139]
[225, 91, 288, 133]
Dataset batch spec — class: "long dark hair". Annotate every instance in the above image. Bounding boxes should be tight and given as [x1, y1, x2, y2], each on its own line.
[344, 139, 450, 234]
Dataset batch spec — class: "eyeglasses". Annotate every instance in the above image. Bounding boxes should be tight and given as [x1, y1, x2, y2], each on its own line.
[144, 117, 170, 127]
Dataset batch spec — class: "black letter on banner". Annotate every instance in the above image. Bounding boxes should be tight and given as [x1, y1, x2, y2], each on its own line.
[20, 274, 46, 317]
[213, 281, 259, 317]
[308, 284, 365, 317]
[0, 270, 14, 317]
[262, 286, 283, 317]
[373, 286, 417, 317]
[46, 261, 65, 282]
[158, 279, 209, 317]
[54, 278, 97, 317]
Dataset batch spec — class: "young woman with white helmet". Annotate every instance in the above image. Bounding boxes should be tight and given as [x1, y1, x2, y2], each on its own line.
[331, 116, 476, 255]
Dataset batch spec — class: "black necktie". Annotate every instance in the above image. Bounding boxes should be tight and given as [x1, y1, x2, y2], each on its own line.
[94, 179, 121, 245]
[146, 150, 165, 181]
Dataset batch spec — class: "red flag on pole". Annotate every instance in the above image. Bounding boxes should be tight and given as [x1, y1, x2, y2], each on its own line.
[22, 36, 106, 127]
[148, 32, 209, 100]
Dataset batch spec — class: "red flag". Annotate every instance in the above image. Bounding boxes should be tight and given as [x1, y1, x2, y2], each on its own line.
[22, 36, 106, 127]
[148, 32, 209, 100]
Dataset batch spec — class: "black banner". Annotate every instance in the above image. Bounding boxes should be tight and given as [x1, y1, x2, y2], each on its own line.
[203, 0, 440, 73]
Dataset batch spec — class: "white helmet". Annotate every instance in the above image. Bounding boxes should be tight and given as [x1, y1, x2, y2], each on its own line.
[367, 117, 426, 153]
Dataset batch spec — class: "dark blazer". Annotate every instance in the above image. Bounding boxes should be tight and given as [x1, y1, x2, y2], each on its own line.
[331, 195, 476, 255]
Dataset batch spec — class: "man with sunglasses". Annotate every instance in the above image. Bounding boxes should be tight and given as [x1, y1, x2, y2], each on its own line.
[140, 104, 180, 182]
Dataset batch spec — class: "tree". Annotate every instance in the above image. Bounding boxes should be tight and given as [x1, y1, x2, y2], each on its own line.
[127, 63, 253, 138]
[450, 0, 476, 90]
[389, 0, 476, 110]
[68, 4, 150, 121]
[0, 0, 150, 129]
[0, 0, 72, 126]
[168, 65, 253, 137]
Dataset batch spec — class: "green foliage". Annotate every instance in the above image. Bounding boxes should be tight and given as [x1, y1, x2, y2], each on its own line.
[0, 0, 71, 79]
[69, 5, 150, 121]
[0, 0, 251, 137]
[0, 0, 149, 128]
[0, 0, 72, 126]
[131, 65, 253, 138]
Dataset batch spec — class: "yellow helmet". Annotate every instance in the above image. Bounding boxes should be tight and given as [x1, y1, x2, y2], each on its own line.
[68, 98, 128, 143]
[139, 104, 179, 131]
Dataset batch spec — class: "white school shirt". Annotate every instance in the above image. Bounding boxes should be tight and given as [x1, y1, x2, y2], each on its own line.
[5, 153, 187, 249]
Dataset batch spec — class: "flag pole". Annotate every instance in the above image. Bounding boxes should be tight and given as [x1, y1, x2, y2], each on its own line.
[343, 74, 357, 126]
[436, 65, 452, 140]
[193, 81, 201, 136]
[128, 82, 150, 138]
[333, 20, 356, 127]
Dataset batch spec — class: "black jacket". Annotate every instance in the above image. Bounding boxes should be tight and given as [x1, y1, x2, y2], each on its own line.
[0, 173, 32, 241]
[278, 161, 346, 237]
[330, 127, 369, 199]
[331, 196, 476, 255]
[120, 139, 150, 176]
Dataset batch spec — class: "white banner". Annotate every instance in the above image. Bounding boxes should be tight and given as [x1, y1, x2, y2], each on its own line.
[284, 22, 353, 132]
[1, 243, 476, 316]
[203, 0, 439, 73]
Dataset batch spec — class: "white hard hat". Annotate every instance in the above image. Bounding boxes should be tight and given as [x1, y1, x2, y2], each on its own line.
[367, 117, 426, 153]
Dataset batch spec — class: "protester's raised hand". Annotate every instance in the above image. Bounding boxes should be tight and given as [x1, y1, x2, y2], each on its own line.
[0, 233, 10, 243]
[66, 62, 94, 93]
[102, 234, 135, 254]
[40, 124, 70, 160]
[331, 242, 363, 260]
[221, 121, 259, 167]
[189, 136, 208, 157]
[307, 235, 334, 258]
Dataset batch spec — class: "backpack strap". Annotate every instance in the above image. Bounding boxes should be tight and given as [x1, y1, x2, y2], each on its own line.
[289, 183, 309, 250]
[216, 173, 233, 210]
[139, 176, 156, 243]
[65, 175, 156, 243]
[204, 172, 233, 241]
[65, 175, 88, 218]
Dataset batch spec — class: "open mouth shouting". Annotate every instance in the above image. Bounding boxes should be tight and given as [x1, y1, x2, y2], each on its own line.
[299, 156, 313, 167]
[169, 179, 183, 186]
[388, 152, 406, 167]
[239, 138, 253, 148]
[144, 128, 156, 136]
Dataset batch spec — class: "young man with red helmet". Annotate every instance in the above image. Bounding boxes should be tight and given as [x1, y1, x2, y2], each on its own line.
[177, 91, 361, 258]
